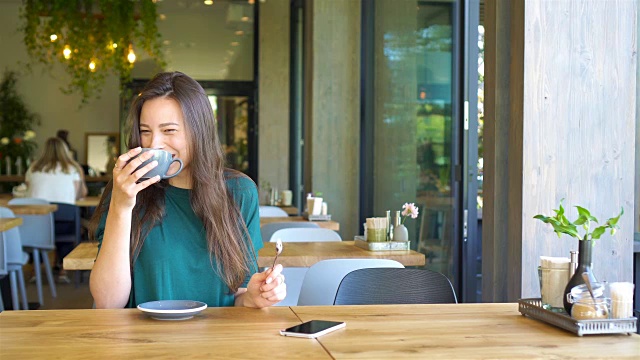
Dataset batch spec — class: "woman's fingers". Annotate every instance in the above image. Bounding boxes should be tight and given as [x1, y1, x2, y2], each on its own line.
[114, 147, 142, 172]
[122, 150, 154, 174]
[264, 282, 287, 302]
[133, 175, 161, 192]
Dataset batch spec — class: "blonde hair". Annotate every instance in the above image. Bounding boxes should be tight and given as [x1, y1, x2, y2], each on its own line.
[30, 137, 80, 174]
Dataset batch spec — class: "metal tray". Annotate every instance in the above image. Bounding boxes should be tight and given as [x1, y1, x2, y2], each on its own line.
[354, 239, 410, 251]
[302, 213, 331, 221]
[518, 298, 637, 336]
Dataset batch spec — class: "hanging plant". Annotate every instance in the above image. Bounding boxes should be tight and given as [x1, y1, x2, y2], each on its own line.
[20, 0, 165, 104]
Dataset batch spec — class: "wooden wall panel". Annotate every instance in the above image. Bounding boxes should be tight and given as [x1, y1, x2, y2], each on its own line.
[486, 0, 636, 301]
[306, 0, 361, 240]
[259, 0, 291, 197]
[482, 0, 513, 302]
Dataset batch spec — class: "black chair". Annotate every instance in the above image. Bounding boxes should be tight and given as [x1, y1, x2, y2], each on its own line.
[333, 268, 458, 305]
[52, 203, 82, 286]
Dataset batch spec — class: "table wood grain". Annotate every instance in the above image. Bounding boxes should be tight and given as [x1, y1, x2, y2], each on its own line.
[0, 196, 101, 208]
[290, 303, 640, 359]
[260, 216, 339, 231]
[75, 196, 101, 207]
[0, 307, 330, 359]
[4, 204, 58, 215]
[64, 241, 425, 271]
[278, 206, 299, 216]
[0, 217, 22, 231]
[1, 304, 637, 359]
[260, 241, 425, 267]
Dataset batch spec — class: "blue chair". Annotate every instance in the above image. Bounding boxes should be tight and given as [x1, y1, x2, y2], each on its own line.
[0, 232, 5, 311]
[269, 228, 342, 306]
[297, 259, 404, 306]
[52, 202, 82, 286]
[0, 207, 29, 310]
[334, 268, 458, 305]
[260, 222, 320, 243]
[259, 206, 288, 217]
[8, 198, 56, 305]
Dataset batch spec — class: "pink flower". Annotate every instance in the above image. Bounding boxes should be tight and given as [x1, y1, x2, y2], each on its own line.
[401, 203, 419, 224]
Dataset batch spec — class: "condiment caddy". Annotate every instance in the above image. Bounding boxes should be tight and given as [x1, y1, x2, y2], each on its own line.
[518, 298, 637, 336]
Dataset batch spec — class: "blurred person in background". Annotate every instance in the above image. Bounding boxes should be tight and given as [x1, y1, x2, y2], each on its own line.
[26, 137, 88, 282]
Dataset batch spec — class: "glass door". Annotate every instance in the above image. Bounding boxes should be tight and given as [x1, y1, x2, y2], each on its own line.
[362, 0, 468, 297]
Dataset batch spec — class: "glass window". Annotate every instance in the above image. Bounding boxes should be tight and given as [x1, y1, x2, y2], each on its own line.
[371, 0, 457, 280]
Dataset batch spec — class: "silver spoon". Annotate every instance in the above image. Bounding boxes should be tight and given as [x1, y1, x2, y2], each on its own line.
[582, 272, 607, 317]
[271, 238, 283, 270]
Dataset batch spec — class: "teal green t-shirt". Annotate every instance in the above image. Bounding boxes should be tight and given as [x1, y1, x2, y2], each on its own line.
[96, 176, 263, 308]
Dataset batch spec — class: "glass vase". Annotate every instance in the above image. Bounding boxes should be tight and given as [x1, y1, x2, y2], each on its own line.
[563, 239, 595, 314]
[393, 224, 409, 241]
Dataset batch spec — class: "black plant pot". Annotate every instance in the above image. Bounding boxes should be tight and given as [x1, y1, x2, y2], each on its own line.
[563, 239, 595, 314]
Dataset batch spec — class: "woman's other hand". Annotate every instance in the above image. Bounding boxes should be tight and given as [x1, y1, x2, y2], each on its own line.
[111, 147, 161, 210]
[238, 264, 287, 308]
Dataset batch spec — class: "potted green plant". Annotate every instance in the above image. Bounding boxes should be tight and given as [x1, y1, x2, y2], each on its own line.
[534, 200, 623, 313]
[0, 70, 40, 180]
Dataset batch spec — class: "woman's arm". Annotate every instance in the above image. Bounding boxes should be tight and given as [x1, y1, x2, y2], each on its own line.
[90, 148, 160, 308]
[73, 164, 88, 200]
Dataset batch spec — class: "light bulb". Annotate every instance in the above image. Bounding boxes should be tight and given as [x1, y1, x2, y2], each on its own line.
[50, 34, 57, 42]
[63, 45, 71, 59]
[127, 46, 136, 64]
[204, 0, 213, 5]
[112, 43, 118, 49]
[88, 60, 96, 72]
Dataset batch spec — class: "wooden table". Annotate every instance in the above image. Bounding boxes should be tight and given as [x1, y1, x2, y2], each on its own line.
[0, 304, 637, 359]
[0, 217, 22, 231]
[3, 204, 58, 215]
[260, 241, 425, 267]
[64, 241, 425, 271]
[0, 195, 100, 208]
[0, 175, 111, 183]
[260, 216, 339, 231]
[278, 206, 299, 216]
[75, 196, 101, 207]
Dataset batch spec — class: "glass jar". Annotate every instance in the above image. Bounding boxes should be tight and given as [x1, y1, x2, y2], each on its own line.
[568, 283, 610, 320]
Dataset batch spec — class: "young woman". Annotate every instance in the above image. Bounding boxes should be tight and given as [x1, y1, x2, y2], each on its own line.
[26, 137, 88, 204]
[89, 72, 286, 309]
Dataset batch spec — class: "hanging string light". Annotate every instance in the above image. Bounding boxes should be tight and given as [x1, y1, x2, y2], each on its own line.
[21, 0, 165, 104]
[62, 45, 72, 60]
[127, 45, 137, 64]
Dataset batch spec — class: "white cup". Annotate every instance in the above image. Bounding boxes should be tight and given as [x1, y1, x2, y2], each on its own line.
[281, 190, 293, 206]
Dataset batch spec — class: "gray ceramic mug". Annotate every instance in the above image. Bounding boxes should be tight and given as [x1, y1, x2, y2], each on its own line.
[131, 148, 183, 179]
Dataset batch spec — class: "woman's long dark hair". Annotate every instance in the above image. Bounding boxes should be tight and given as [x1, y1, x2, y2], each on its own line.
[90, 71, 255, 292]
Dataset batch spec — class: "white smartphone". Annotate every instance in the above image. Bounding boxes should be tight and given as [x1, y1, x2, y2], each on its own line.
[279, 320, 346, 339]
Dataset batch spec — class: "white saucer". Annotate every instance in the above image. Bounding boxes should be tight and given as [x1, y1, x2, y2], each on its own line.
[137, 300, 207, 320]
